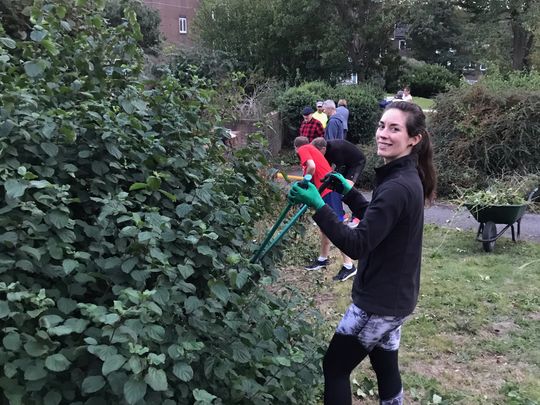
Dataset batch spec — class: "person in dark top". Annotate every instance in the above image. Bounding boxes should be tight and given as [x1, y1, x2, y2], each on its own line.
[299, 106, 325, 142]
[312, 137, 366, 230]
[288, 101, 437, 405]
[311, 138, 365, 187]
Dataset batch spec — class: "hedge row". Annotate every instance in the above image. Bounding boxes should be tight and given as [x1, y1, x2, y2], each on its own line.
[0, 1, 325, 404]
[277, 81, 383, 145]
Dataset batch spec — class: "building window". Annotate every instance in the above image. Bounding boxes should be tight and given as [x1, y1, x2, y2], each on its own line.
[398, 40, 406, 51]
[179, 17, 187, 34]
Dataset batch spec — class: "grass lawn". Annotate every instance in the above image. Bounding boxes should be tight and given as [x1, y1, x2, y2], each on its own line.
[385, 94, 435, 111]
[278, 223, 540, 404]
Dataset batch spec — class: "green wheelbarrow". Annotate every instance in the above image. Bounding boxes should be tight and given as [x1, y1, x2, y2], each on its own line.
[465, 187, 537, 252]
[465, 204, 527, 252]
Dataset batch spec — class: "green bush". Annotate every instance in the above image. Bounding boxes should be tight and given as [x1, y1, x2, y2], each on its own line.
[430, 85, 540, 196]
[276, 85, 322, 146]
[400, 62, 459, 98]
[0, 1, 325, 404]
[332, 85, 382, 144]
[479, 69, 540, 91]
[104, 0, 162, 52]
[277, 82, 381, 145]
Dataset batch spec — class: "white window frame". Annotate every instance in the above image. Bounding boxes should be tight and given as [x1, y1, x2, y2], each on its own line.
[398, 40, 406, 51]
[179, 17, 187, 34]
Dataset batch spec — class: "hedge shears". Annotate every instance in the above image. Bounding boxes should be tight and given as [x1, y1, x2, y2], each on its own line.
[250, 173, 333, 263]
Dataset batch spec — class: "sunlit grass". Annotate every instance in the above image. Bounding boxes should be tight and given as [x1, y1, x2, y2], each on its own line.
[279, 223, 540, 404]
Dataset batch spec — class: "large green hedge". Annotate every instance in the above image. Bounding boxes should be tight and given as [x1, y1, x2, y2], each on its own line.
[431, 84, 540, 196]
[0, 1, 325, 404]
[277, 81, 381, 145]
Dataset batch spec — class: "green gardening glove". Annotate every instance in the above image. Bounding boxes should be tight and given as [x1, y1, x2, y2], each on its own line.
[288, 181, 325, 210]
[322, 172, 352, 196]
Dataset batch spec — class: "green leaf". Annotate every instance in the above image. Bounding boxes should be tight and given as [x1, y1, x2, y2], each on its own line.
[184, 296, 202, 314]
[24, 60, 45, 77]
[102, 354, 127, 375]
[210, 281, 230, 303]
[4, 179, 27, 198]
[24, 363, 47, 381]
[173, 362, 193, 382]
[0, 37, 16, 49]
[30, 29, 47, 42]
[193, 389, 217, 402]
[197, 245, 215, 256]
[3, 332, 21, 351]
[0, 119, 15, 136]
[105, 143, 122, 159]
[41, 142, 59, 157]
[121, 257, 138, 273]
[176, 203, 192, 217]
[0, 301, 10, 318]
[146, 176, 161, 191]
[43, 391, 62, 405]
[45, 353, 71, 371]
[129, 182, 147, 191]
[82, 375, 106, 394]
[123, 378, 147, 405]
[144, 367, 168, 391]
[231, 342, 251, 363]
[57, 297, 77, 314]
[62, 259, 79, 274]
[55, 5, 67, 18]
[47, 210, 70, 229]
[0, 231, 18, 245]
[20, 245, 41, 261]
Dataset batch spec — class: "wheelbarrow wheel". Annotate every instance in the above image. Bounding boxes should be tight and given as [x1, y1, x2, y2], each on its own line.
[482, 221, 497, 252]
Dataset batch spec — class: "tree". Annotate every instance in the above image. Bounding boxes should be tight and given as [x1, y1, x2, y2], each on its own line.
[194, 0, 347, 83]
[405, 0, 472, 70]
[329, 0, 405, 82]
[456, 0, 540, 70]
[104, 0, 162, 51]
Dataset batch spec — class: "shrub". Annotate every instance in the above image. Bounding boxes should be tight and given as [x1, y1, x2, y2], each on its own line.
[0, 1, 326, 403]
[430, 85, 540, 197]
[276, 85, 321, 146]
[332, 85, 382, 144]
[104, 0, 162, 52]
[277, 82, 381, 145]
[400, 62, 459, 98]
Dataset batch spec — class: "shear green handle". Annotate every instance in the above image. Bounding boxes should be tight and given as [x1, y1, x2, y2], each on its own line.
[250, 175, 313, 263]
[250, 173, 336, 263]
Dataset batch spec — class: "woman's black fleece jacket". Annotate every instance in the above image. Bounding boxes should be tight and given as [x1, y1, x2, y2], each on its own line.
[313, 154, 424, 317]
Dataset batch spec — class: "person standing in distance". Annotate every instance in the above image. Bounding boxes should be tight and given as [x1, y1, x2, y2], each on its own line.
[313, 100, 328, 128]
[336, 99, 350, 139]
[322, 100, 344, 140]
[288, 101, 436, 405]
[299, 106, 325, 142]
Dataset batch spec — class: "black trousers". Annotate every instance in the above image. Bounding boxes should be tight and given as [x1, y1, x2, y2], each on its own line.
[322, 333, 402, 405]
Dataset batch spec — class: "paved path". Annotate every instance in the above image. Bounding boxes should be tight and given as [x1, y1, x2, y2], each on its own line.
[361, 191, 540, 243]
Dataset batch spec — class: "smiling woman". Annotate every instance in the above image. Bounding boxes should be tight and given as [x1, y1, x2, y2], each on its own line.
[287, 100, 437, 405]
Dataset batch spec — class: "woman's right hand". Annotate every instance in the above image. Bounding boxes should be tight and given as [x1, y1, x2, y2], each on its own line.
[322, 172, 352, 196]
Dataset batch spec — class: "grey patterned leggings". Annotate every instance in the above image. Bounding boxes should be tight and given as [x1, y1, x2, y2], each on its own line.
[323, 304, 406, 405]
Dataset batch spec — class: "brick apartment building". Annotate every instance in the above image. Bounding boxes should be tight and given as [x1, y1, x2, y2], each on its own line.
[143, 0, 200, 45]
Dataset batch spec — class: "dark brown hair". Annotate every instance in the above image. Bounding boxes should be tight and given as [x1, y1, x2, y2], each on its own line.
[385, 101, 437, 203]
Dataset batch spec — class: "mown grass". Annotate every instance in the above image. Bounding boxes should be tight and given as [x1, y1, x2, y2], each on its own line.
[385, 94, 435, 110]
[278, 223, 540, 404]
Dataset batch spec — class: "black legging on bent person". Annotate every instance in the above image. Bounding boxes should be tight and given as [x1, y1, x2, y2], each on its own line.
[323, 333, 402, 405]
